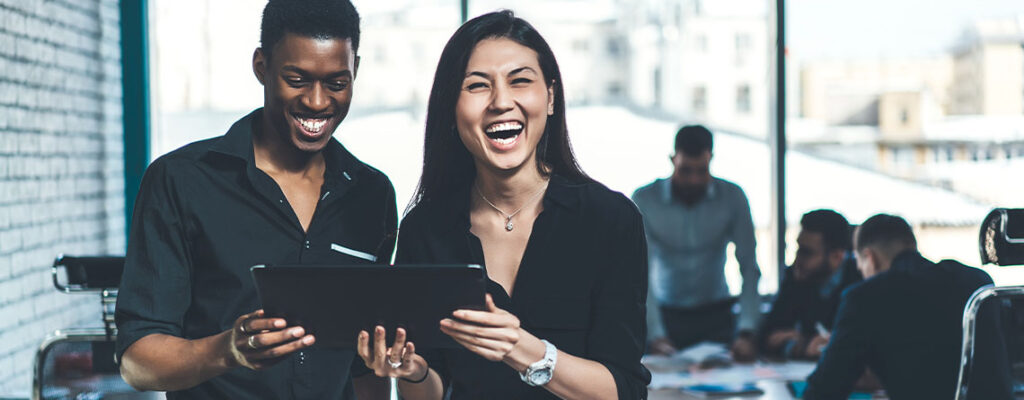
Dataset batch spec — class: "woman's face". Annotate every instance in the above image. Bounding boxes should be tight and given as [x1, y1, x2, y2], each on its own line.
[455, 38, 554, 174]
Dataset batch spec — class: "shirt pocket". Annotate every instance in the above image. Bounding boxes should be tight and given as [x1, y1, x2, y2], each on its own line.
[328, 242, 378, 264]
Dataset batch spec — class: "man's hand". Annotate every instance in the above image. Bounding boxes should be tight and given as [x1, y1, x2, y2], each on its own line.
[648, 337, 678, 356]
[228, 309, 315, 370]
[766, 329, 799, 350]
[803, 334, 830, 360]
[730, 333, 757, 362]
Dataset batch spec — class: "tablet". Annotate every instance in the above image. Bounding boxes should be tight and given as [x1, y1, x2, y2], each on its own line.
[251, 264, 487, 349]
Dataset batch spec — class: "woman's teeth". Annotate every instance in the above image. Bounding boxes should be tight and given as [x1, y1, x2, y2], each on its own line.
[492, 135, 518, 145]
[486, 121, 523, 134]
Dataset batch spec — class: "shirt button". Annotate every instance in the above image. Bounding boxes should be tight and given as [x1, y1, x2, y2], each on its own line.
[278, 199, 284, 204]
[304, 240, 310, 249]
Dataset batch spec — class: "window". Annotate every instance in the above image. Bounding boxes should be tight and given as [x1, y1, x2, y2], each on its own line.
[693, 86, 707, 114]
[736, 84, 751, 113]
[789, 0, 1024, 285]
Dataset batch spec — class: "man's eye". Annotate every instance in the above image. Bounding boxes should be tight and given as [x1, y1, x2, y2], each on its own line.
[286, 77, 305, 86]
[328, 81, 349, 91]
[511, 78, 532, 85]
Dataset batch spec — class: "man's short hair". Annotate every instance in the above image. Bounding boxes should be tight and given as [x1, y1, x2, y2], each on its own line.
[674, 125, 713, 156]
[261, 0, 361, 56]
[801, 209, 852, 252]
[855, 213, 917, 253]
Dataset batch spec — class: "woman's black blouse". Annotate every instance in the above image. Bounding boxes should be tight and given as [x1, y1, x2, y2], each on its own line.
[395, 175, 651, 399]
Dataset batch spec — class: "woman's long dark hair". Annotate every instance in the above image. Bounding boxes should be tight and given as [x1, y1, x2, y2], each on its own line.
[407, 10, 591, 212]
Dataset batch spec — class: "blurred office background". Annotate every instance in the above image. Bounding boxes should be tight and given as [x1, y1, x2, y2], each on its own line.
[1, 0, 1022, 395]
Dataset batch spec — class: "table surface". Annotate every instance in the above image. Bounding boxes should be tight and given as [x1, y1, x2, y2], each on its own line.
[643, 355, 888, 399]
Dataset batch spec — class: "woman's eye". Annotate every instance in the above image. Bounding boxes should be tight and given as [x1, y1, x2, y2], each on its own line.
[511, 78, 532, 85]
[466, 82, 488, 91]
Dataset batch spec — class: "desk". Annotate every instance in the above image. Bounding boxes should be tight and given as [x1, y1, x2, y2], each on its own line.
[644, 356, 818, 399]
[650, 380, 795, 400]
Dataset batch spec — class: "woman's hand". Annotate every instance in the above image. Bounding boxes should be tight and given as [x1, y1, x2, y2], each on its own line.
[357, 326, 429, 380]
[440, 294, 525, 362]
[229, 309, 315, 370]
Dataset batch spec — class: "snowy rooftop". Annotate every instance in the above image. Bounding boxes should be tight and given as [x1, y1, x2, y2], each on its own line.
[332, 106, 992, 228]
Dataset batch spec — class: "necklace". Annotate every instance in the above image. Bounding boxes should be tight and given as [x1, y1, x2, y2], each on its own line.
[474, 180, 548, 232]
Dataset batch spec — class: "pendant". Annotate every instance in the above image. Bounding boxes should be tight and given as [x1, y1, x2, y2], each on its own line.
[505, 218, 514, 232]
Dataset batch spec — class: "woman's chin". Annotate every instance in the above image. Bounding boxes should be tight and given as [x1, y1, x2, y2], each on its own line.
[479, 154, 534, 173]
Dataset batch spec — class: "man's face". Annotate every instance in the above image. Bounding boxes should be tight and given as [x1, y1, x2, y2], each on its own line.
[670, 150, 712, 204]
[253, 33, 359, 153]
[793, 231, 833, 283]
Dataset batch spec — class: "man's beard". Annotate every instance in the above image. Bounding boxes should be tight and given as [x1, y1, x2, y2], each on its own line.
[801, 260, 834, 285]
[672, 183, 707, 205]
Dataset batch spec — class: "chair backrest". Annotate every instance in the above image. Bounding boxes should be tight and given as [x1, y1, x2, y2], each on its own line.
[52, 255, 126, 292]
[980, 209, 1024, 266]
[956, 285, 1024, 400]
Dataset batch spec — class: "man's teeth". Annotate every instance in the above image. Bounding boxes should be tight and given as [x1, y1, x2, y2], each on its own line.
[298, 118, 327, 133]
[492, 135, 518, 145]
[486, 121, 523, 133]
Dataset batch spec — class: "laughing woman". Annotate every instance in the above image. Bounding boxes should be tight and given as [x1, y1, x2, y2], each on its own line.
[355, 10, 650, 400]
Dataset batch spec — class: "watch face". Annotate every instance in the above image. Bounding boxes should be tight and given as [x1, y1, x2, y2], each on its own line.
[529, 369, 552, 385]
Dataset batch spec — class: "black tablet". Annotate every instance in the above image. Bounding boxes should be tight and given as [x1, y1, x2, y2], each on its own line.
[251, 264, 487, 349]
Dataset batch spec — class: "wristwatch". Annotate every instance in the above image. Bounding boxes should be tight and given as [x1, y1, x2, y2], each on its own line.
[520, 339, 558, 386]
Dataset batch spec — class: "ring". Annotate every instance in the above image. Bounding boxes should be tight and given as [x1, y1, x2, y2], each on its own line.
[388, 359, 403, 369]
[248, 335, 258, 350]
[239, 323, 248, 334]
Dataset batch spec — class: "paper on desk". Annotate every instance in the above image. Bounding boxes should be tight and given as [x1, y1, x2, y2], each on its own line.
[645, 360, 819, 390]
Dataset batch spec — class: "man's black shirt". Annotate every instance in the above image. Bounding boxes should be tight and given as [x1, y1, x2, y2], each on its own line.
[804, 251, 1013, 400]
[115, 109, 398, 399]
[758, 256, 862, 357]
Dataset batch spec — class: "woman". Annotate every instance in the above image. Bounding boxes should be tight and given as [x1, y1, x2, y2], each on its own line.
[356, 10, 650, 399]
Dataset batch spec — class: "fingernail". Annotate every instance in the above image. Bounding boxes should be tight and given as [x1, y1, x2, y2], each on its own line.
[291, 328, 303, 337]
[303, 336, 314, 345]
[274, 320, 285, 328]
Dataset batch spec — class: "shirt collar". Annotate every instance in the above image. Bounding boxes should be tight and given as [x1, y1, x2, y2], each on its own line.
[206, 108, 363, 186]
[659, 176, 718, 204]
[889, 250, 925, 272]
[819, 252, 852, 297]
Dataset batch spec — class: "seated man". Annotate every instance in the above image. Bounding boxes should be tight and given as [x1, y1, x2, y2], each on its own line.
[758, 209, 861, 360]
[804, 214, 1013, 400]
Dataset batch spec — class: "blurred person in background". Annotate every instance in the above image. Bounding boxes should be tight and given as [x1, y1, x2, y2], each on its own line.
[757, 209, 861, 360]
[804, 214, 1012, 400]
[632, 125, 761, 360]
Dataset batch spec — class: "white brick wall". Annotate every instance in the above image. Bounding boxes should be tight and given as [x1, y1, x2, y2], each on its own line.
[0, 0, 124, 394]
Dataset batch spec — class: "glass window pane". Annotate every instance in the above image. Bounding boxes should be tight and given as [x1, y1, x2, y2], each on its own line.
[788, 0, 1024, 282]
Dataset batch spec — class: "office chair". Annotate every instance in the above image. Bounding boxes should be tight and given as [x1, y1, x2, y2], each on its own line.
[956, 208, 1024, 400]
[31, 255, 155, 400]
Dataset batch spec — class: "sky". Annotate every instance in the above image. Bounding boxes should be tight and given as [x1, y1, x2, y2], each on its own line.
[788, 0, 1024, 60]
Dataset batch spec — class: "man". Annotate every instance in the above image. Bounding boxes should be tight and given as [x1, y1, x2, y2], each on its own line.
[804, 214, 1013, 400]
[632, 125, 761, 357]
[115, 1, 397, 398]
[758, 209, 862, 360]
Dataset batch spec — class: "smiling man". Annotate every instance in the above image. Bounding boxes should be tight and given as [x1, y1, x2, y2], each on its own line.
[115, 1, 397, 398]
